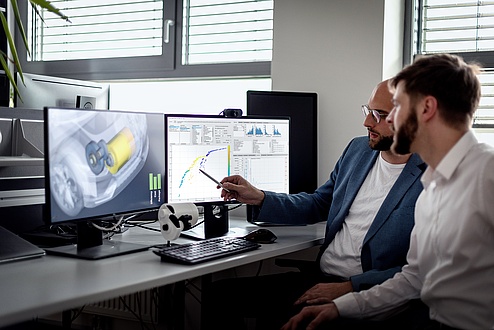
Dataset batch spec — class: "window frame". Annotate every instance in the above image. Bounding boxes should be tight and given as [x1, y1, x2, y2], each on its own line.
[404, 0, 494, 68]
[15, 0, 271, 81]
[405, 0, 494, 131]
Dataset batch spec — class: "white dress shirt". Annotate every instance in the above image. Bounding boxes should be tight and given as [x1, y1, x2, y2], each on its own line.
[334, 130, 494, 329]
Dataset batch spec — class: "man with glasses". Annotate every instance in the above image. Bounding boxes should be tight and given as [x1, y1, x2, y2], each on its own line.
[205, 80, 427, 329]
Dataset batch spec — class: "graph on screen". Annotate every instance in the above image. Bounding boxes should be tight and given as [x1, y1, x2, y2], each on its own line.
[166, 115, 289, 203]
[169, 145, 230, 201]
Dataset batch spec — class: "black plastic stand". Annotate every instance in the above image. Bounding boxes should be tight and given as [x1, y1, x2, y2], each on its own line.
[77, 221, 103, 248]
[181, 204, 229, 240]
[44, 221, 148, 260]
[203, 204, 229, 239]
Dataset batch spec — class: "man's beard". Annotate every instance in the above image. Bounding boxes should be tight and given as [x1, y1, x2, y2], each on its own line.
[392, 107, 418, 155]
[368, 133, 393, 151]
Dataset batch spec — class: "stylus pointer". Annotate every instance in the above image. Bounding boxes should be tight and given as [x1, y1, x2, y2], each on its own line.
[199, 169, 231, 193]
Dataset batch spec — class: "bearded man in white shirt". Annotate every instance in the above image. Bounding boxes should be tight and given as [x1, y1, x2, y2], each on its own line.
[281, 54, 494, 330]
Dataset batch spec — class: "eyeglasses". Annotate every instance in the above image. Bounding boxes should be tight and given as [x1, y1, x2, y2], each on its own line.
[361, 105, 388, 123]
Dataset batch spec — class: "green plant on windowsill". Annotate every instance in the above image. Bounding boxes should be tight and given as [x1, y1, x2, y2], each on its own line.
[0, 0, 68, 104]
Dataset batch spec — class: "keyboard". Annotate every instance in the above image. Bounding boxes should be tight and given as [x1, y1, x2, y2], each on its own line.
[153, 236, 261, 264]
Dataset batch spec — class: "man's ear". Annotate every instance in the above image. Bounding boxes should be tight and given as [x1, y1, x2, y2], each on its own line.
[420, 95, 437, 122]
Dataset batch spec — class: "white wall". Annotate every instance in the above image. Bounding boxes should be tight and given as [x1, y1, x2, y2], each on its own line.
[109, 78, 271, 114]
[271, 0, 404, 185]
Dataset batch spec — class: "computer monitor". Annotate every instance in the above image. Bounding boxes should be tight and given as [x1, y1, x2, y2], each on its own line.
[44, 107, 165, 259]
[247, 90, 318, 194]
[165, 114, 290, 238]
[15, 72, 110, 110]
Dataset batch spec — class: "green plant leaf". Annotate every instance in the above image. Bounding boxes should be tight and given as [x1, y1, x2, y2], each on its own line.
[29, 0, 70, 22]
[10, 0, 30, 57]
[1, 0, 69, 104]
[0, 11, 23, 81]
[0, 54, 21, 103]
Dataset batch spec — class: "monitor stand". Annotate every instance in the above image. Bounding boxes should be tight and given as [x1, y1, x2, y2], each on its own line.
[181, 204, 229, 240]
[44, 221, 149, 260]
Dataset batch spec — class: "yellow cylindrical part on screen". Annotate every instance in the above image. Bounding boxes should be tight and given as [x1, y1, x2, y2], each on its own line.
[106, 127, 136, 174]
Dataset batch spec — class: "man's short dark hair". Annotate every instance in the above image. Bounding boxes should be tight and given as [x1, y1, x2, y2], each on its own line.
[390, 54, 481, 128]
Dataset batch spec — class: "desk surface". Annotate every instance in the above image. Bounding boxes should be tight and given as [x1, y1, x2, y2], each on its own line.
[0, 219, 325, 328]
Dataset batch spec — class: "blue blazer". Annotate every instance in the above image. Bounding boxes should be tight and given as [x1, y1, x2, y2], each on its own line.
[254, 136, 426, 291]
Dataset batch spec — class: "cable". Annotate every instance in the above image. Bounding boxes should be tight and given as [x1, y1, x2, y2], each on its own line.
[90, 212, 146, 235]
[189, 219, 205, 230]
[255, 260, 264, 276]
[70, 305, 86, 323]
[227, 203, 244, 211]
[129, 223, 161, 232]
[90, 214, 127, 232]
[91, 208, 160, 233]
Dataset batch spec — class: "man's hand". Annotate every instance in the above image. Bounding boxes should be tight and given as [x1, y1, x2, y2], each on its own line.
[294, 281, 353, 306]
[219, 175, 265, 205]
[281, 303, 339, 330]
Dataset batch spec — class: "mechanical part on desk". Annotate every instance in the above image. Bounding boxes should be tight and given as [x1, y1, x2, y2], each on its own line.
[158, 203, 199, 244]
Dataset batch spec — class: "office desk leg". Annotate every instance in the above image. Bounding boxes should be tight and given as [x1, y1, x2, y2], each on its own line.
[159, 281, 186, 330]
[200, 274, 213, 330]
[61, 310, 72, 329]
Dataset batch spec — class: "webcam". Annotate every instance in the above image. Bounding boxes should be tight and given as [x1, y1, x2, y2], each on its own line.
[222, 109, 243, 117]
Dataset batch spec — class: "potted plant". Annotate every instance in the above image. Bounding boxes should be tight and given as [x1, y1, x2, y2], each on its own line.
[0, 0, 68, 102]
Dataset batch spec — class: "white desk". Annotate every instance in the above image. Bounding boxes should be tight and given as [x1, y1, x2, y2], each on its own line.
[0, 219, 325, 328]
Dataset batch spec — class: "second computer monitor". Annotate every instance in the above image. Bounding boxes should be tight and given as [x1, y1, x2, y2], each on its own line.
[16, 72, 110, 110]
[165, 115, 290, 205]
[247, 90, 317, 194]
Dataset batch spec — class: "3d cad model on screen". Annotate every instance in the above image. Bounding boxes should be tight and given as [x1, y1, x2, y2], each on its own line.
[48, 111, 150, 217]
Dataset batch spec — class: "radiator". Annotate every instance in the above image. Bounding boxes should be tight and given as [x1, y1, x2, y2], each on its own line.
[84, 289, 159, 324]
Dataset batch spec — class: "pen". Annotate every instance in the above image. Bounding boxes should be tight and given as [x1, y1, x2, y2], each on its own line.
[199, 169, 231, 193]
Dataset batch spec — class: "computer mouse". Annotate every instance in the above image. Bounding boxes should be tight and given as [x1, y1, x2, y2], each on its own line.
[244, 229, 277, 244]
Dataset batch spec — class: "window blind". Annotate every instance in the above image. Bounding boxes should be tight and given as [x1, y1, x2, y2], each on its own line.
[420, 0, 494, 53]
[30, 0, 164, 61]
[182, 0, 273, 65]
[418, 0, 494, 125]
[476, 69, 494, 125]
[29, 0, 273, 66]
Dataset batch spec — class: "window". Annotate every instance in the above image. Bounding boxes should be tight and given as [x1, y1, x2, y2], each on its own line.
[182, 0, 273, 65]
[29, 1, 164, 61]
[411, 0, 494, 145]
[16, 0, 273, 80]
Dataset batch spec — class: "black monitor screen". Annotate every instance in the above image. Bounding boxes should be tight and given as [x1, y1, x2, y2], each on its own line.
[45, 107, 165, 224]
[166, 115, 290, 204]
[247, 90, 317, 194]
